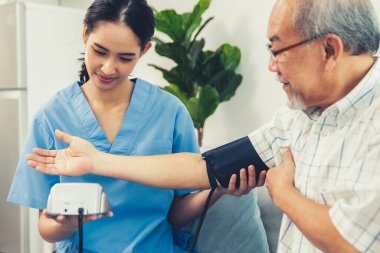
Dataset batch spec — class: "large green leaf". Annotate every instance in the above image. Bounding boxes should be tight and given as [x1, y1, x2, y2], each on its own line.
[150, 65, 196, 96]
[152, 0, 244, 138]
[192, 0, 212, 18]
[216, 44, 241, 71]
[208, 70, 243, 102]
[154, 0, 211, 46]
[162, 84, 188, 104]
[186, 85, 219, 128]
[155, 10, 184, 42]
[198, 45, 241, 85]
[189, 17, 214, 48]
[188, 39, 205, 68]
[183, 0, 211, 43]
[198, 50, 223, 81]
[153, 38, 189, 65]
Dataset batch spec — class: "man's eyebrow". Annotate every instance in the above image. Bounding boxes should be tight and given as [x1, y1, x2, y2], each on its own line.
[93, 42, 136, 56]
[269, 35, 281, 43]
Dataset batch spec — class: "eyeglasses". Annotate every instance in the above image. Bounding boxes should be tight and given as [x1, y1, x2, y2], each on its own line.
[267, 34, 325, 62]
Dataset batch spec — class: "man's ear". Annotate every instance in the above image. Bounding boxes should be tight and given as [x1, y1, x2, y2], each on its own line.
[325, 45, 334, 59]
[139, 41, 152, 57]
[323, 34, 344, 71]
[82, 25, 89, 44]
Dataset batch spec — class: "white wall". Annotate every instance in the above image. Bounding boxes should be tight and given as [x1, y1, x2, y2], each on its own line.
[0, 0, 59, 4]
[7, 0, 379, 148]
[138, 0, 380, 147]
[139, 0, 282, 148]
[1, 0, 379, 253]
[58, 0, 283, 148]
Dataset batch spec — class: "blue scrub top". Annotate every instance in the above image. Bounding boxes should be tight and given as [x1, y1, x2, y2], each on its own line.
[8, 79, 200, 253]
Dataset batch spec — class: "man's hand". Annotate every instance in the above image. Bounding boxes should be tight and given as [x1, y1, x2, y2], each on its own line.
[27, 130, 98, 176]
[265, 148, 296, 207]
[220, 165, 267, 197]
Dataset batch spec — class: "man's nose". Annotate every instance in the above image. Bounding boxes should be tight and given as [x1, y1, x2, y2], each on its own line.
[268, 56, 279, 73]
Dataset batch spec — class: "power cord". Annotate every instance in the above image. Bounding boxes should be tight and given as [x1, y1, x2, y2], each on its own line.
[78, 208, 84, 253]
[74, 187, 215, 253]
[188, 187, 216, 253]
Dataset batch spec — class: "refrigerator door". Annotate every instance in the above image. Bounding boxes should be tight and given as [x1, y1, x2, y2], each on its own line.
[21, 4, 85, 253]
[0, 3, 85, 253]
[0, 3, 25, 89]
[0, 90, 27, 253]
[24, 3, 84, 118]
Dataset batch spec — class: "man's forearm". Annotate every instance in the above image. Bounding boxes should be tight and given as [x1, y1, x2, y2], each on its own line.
[93, 152, 211, 189]
[276, 188, 358, 253]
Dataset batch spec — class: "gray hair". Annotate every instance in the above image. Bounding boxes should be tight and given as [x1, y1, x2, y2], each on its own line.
[293, 0, 380, 55]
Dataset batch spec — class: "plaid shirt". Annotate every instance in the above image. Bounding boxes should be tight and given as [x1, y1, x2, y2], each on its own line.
[249, 58, 380, 253]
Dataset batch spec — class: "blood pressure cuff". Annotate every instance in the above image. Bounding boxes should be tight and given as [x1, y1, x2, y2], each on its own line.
[202, 136, 269, 188]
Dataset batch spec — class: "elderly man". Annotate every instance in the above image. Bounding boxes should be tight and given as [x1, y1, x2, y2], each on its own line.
[24, 0, 380, 252]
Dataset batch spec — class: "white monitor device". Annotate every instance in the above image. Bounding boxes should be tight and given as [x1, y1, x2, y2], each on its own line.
[47, 183, 111, 215]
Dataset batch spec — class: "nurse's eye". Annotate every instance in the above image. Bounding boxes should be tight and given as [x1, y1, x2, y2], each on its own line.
[120, 57, 133, 63]
[93, 48, 106, 56]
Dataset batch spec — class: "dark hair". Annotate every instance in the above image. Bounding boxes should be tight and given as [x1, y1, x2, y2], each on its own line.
[79, 0, 155, 82]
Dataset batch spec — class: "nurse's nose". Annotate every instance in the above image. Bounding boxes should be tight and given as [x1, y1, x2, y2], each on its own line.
[101, 58, 117, 76]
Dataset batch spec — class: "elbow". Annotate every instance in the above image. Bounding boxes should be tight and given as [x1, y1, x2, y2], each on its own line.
[38, 228, 58, 243]
[167, 198, 187, 229]
[325, 245, 359, 253]
[315, 238, 359, 253]
[168, 217, 182, 230]
[322, 247, 359, 253]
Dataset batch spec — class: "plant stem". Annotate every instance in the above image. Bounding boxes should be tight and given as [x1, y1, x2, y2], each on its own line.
[197, 127, 203, 147]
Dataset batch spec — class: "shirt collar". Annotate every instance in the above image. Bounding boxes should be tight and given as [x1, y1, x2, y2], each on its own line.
[335, 57, 380, 126]
[304, 57, 380, 125]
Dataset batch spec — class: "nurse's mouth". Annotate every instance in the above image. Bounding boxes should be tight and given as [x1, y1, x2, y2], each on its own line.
[97, 74, 116, 84]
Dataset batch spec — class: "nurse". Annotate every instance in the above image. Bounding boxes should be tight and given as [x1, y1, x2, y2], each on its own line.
[7, 0, 257, 252]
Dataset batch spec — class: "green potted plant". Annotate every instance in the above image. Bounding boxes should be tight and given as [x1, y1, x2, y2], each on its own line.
[150, 0, 242, 146]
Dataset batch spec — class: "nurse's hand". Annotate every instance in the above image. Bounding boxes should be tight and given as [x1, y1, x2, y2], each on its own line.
[220, 165, 266, 197]
[27, 130, 98, 176]
[39, 209, 113, 241]
[41, 209, 113, 226]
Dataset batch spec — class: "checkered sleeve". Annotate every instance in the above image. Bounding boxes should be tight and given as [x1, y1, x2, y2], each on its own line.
[329, 131, 380, 253]
[248, 107, 298, 168]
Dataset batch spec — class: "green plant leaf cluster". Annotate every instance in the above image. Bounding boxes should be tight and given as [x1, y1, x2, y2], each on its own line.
[150, 0, 243, 135]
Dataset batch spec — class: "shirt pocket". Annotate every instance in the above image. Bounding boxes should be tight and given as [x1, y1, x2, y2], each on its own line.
[132, 139, 172, 156]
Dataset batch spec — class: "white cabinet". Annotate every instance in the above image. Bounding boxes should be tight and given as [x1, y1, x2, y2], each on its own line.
[0, 2, 84, 252]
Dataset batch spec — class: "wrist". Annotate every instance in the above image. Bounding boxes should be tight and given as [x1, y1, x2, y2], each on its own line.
[272, 185, 298, 210]
[91, 149, 104, 175]
[214, 187, 226, 197]
[49, 218, 77, 240]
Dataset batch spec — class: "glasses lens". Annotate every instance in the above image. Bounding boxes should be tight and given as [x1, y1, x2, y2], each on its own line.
[266, 44, 277, 61]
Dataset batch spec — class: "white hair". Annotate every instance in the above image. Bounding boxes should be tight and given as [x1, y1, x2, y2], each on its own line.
[293, 0, 380, 55]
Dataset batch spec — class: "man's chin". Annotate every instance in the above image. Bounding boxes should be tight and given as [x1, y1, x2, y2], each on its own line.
[287, 97, 307, 110]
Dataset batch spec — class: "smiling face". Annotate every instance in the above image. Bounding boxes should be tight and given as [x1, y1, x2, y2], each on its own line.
[83, 21, 151, 91]
[267, 0, 334, 110]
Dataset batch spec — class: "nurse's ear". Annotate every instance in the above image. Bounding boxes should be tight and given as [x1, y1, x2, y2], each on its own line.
[82, 25, 89, 44]
[139, 41, 152, 58]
